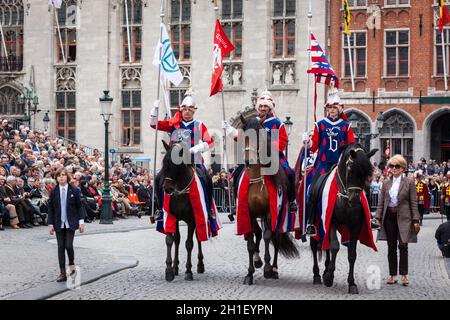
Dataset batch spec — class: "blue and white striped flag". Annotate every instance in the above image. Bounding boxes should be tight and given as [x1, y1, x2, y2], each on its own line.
[153, 23, 183, 87]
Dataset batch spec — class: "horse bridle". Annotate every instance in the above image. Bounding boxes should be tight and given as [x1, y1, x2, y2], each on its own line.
[337, 147, 364, 200]
[164, 168, 194, 196]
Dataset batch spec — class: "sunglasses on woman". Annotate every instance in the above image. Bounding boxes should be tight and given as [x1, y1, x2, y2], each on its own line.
[388, 164, 402, 169]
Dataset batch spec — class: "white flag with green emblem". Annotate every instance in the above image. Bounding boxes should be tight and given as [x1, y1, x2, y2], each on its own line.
[153, 23, 183, 87]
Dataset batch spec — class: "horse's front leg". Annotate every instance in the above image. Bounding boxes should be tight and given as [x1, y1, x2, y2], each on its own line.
[263, 222, 274, 279]
[243, 232, 256, 285]
[253, 220, 263, 269]
[323, 223, 339, 287]
[197, 240, 205, 274]
[184, 223, 195, 281]
[173, 222, 180, 276]
[347, 223, 362, 294]
[310, 237, 322, 284]
[165, 233, 175, 282]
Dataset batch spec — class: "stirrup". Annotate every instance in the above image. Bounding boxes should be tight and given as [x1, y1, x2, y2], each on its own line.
[289, 201, 297, 212]
[305, 224, 317, 237]
[152, 209, 163, 223]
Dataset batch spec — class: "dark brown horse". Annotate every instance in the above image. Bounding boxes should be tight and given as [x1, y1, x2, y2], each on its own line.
[235, 115, 299, 285]
[157, 140, 206, 281]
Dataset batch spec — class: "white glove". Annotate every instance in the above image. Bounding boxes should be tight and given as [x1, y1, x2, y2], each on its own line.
[150, 100, 160, 126]
[189, 142, 210, 154]
[222, 120, 238, 138]
[302, 132, 309, 144]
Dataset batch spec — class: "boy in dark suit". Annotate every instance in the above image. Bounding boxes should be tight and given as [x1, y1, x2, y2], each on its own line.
[48, 168, 85, 282]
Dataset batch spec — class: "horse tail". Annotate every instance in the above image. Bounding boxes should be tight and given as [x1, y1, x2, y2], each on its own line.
[272, 233, 299, 259]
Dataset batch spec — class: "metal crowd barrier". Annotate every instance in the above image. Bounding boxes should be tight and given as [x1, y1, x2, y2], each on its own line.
[213, 187, 235, 213]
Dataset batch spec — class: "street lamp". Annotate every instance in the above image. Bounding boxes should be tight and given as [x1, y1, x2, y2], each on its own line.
[283, 116, 293, 161]
[43, 110, 50, 131]
[99, 90, 113, 224]
[18, 86, 40, 130]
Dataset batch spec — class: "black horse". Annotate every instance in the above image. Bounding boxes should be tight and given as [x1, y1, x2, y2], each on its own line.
[308, 143, 377, 294]
[156, 140, 208, 282]
[234, 115, 299, 285]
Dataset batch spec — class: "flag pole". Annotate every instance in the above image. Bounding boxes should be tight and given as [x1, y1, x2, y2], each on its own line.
[151, 0, 165, 221]
[54, 3, 66, 64]
[124, 0, 133, 64]
[0, 23, 10, 71]
[303, 0, 313, 234]
[213, 3, 234, 216]
[441, 29, 448, 91]
[346, 33, 356, 92]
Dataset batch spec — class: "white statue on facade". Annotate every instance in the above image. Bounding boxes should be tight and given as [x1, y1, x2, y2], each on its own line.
[222, 65, 230, 86]
[232, 65, 241, 86]
[285, 64, 294, 85]
[273, 64, 282, 85]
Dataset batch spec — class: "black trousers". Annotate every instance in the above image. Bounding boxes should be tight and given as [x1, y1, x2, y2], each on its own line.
[56, 227, 75, 271]
[418, 204, 425, 222]
[384, 209, 408, 276]
[444, 206, 450, 222]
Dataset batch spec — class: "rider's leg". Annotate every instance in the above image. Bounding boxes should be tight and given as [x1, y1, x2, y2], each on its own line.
[153, 172, 164, 221]
[285, 167, 297, 212]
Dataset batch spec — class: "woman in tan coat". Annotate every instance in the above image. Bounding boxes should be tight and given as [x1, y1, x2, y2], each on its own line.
[376, 154, 421, 286]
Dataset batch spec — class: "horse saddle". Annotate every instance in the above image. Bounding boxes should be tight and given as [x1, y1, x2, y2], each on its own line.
[308, 164, 337, 206]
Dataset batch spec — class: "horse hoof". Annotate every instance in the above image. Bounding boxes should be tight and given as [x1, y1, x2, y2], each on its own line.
[254, 260, 263, 269]
[313, 275, 322, 285]
[323, 272, 334, 287]
[348, 285, 359, 294]
[165, 270, 175, 282]
[173, 268, 179, 276]
[264, 269, 277, 279]
[197, 265, 205, 274]
[184, 272, 193, 281]
[243, 275, 253, 285]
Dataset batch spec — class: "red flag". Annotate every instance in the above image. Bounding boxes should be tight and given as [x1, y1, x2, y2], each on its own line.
[210, 19, 235, 97]
[439, 0, 450, 33]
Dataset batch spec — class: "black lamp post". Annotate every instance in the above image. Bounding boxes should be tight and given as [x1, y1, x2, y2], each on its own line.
[18, 86, 40, 130]
[99, 90, 113, 224]
[43, 110, 50, 131]
[348, 112, 385, 151]
[283, 116, 293, 161]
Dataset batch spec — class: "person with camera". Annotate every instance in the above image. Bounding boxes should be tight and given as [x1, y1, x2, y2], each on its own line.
[376, 155, 421, 286]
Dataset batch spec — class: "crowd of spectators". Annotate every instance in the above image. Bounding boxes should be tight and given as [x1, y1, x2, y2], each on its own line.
[0, 119, 156, 231]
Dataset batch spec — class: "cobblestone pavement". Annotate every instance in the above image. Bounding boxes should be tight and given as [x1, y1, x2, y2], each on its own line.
[0, 217, 151, 299]
[49, 217, 450, 300]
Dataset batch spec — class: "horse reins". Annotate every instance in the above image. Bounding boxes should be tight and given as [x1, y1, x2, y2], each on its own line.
[164, 169, 195, 196]
[337, 148, 364, 200]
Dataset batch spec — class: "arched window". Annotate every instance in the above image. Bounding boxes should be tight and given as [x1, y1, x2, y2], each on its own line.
[379, 111, 414, 164]
[0, 86, 23, 115]
[345, 111, 371, 152]
[0, 0, 24, 71]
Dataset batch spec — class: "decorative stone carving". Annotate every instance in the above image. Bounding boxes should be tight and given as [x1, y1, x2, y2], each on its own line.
[222, 65, 230, 86]
[272, 64, 282, 85]
[56, 66, 76, 91]
[285, 64, 294, 85]
[232, 65, 241, 86]
[121, 67, 141, 88]
[0, 86, 22, 115]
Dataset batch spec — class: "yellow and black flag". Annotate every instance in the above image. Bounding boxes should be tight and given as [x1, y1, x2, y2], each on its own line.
[343, 0, 351, 35]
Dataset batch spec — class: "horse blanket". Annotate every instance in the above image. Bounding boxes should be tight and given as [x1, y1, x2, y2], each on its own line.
[299, 166, 377, 251]
[235, 171, 300, 237]
[156, 170, 221, 242]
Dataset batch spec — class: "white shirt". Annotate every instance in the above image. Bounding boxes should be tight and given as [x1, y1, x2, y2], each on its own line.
[388, 176, 402, 207]
[58, 184, 84, 229]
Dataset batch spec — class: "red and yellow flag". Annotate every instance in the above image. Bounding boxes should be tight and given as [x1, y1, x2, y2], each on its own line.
[439, 0, 450, 32]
